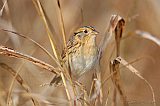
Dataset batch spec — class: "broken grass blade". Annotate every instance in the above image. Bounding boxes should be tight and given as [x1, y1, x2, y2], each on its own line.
[116, 57, 156, 106]
[99, 15, 124, 53]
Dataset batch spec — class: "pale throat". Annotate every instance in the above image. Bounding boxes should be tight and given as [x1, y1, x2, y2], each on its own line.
[85, 35, 96, 47]
[83, 35, 97, 55]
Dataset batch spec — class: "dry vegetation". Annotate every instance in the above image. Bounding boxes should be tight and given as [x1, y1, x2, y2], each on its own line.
[0, 0, 160, 106]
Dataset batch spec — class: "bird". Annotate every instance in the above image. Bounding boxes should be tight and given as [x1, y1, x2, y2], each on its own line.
[50, 26, 99, 85]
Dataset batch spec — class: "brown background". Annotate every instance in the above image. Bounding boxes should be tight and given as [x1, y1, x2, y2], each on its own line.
[0, 0, 160, 106]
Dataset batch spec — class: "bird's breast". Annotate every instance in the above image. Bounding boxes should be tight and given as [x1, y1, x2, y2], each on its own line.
[68, 44, 98, 78]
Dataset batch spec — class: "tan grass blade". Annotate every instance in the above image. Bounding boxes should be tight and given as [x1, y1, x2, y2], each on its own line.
[89, 74, 101, 101]
[98, 14, 123, 87]
[32, 1, 76, 103]
[31, 2, 73, 101]
[57, 0, 67, 47]
[98, 15, 127, 106]
[32, 0, 59, 60]
[0, 46, 59, 74]
[0, 63, 39, 106]
[116, 57, 156, 106]
[120, 56, 155, 69]
[7, 62, 25, 106]
[110, 15, 128, 106]
[31, 0, 40, 15]
[114, 18, 125, 56]
[136, 30, 160, 46]
[11, 90, 85, 105]
[110, 60, 128, 106]
[60, 72, 71, 101]
[105, 87, 111, 106]
[27, 93, 69, 105]
[102, 56, 154, 86]
[75, 81, 89, 106]
[99, 15, 124, 54]
[56, 1, 76, 102]
[102, 56, 155, 105]
[0, 29, 61, 67]
[0, 0, 7, 16]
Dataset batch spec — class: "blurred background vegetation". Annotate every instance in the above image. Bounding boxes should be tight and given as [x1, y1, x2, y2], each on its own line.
[0, 0, 160, 106]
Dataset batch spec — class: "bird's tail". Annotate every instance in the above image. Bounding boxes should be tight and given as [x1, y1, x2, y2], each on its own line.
[50, 75, 62, 86]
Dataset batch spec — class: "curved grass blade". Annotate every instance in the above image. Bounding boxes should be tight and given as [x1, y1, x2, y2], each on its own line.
[32, 0, 59, 60]
[0, 63, 40, 106]
[136, 30, 160, 46]
[0, 29, 61, 67]
[116, 57, 156, 106]
[0, 46, 59, 74]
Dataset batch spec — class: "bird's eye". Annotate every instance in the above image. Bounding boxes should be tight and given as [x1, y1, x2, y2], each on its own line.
[84, 30, 88, 33]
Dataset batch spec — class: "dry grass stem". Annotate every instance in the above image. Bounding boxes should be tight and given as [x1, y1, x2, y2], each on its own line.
[7, 62, 24, 106]
[116, 57, 156, 106]
[110, 60, 128, 106]
[32, 1, 77, 103]
[0, 0, 7, 16]
[60, 72, 72, 105]
[89, 74, 100, 101]
[0, 29, 59, 65]
[57, 0, 67, 47]
[104, 87, 111, 106]
[56, 0, 78, 102]
[0, 46, 59, 74]
[32, 0, 59, 60]
[99, 15, 123, 55]
[107, 16, 128, 106]
[0, 63, 39, 106]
